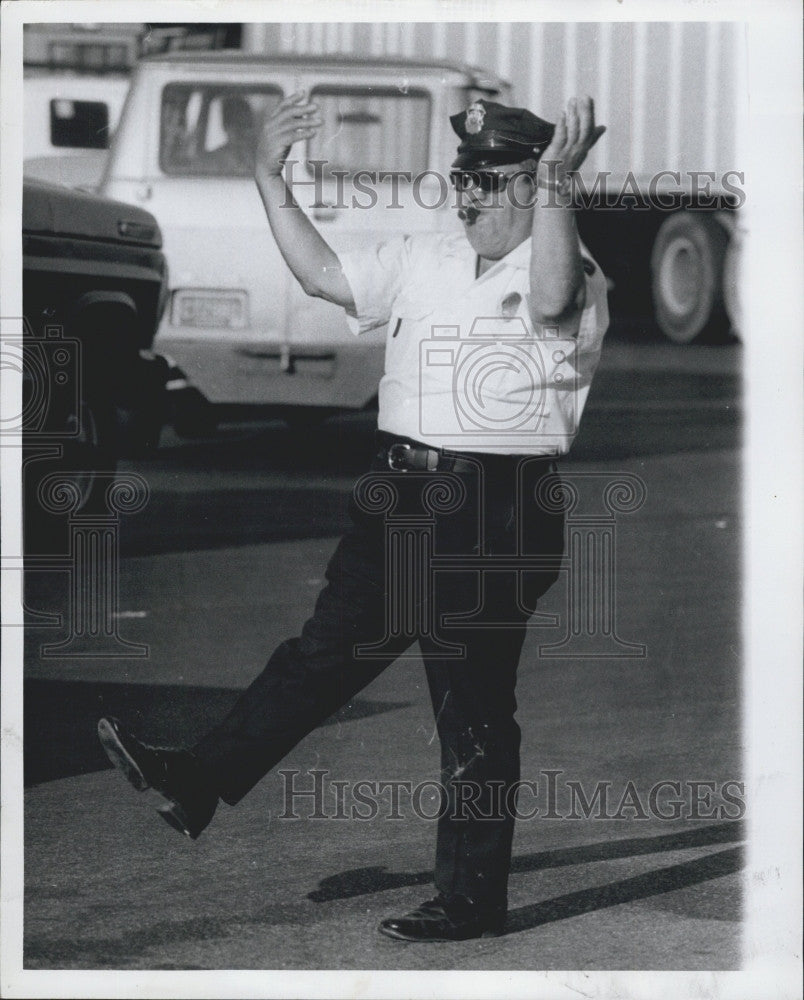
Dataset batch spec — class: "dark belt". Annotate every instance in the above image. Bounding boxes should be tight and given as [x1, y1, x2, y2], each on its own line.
[376, 431, 556, 474]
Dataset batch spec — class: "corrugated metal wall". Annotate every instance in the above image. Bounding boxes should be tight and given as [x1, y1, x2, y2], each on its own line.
[242, 21, 742, 180]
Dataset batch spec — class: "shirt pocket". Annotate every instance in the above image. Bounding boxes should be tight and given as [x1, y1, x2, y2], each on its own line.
[386, 294, 441, 367]
[390, 289, 441, 330]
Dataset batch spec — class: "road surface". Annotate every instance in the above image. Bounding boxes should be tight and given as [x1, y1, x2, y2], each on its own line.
[20, 338, 744, 970]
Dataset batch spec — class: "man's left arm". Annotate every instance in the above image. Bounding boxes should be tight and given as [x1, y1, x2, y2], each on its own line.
[529, 96, 606, 337]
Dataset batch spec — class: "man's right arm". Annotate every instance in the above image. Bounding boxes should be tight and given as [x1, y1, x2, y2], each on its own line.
[254, 92, 355, 310]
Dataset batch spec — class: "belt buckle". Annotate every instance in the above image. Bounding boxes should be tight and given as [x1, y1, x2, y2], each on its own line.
[387, 442, 412, 471]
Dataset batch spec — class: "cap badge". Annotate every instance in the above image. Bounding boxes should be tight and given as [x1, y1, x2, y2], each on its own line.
[465, 102, 486, 134]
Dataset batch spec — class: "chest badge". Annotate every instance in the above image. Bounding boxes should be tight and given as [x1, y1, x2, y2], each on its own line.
[465, 102, 486, 135]
[500, 291, 522, 318]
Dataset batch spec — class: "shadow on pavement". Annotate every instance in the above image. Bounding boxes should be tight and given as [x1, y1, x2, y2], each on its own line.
[23, 826, 744, 969]
[24, 678, 410, 787]
[307, 820, 744, 903]
[505, 845, 743, 934]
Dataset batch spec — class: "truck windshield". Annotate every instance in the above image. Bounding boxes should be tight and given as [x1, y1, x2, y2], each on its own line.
[306, 86, 430, 176]
[160, 83, 283, 176]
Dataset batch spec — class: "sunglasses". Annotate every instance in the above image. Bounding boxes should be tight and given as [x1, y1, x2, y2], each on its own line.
[449, 170, 532, 193]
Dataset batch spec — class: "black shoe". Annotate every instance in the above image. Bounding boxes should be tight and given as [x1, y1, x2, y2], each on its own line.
[97, 717, 218, 840]
[378, 894, 506, 942]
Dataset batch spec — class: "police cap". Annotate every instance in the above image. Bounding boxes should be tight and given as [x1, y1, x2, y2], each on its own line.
[450, 99, 555, 170]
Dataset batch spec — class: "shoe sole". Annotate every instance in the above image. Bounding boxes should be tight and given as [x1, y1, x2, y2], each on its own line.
[97, 718, 150, 792]
[378, 924, 503, 942]
[156, 799, 197, 840]
[98, 720, 199, 839]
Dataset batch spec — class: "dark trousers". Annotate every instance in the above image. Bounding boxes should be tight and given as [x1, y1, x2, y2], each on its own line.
[193, 435, 564, 907]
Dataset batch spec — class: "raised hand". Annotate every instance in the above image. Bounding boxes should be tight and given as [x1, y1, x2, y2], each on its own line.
[539, 96, 606, 182]
[255, 91, 323, 177]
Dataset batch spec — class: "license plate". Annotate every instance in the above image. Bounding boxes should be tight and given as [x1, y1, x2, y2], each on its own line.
[171, 291, 248, 329]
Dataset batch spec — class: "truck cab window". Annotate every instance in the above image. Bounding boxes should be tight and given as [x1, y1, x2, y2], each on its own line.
[49, 99, 110, 149]
[160, 84, 283, 176]
[306, 87, 431, 177]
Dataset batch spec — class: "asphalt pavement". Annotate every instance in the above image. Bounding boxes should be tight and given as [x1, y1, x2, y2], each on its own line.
[20, 336, 745, 971]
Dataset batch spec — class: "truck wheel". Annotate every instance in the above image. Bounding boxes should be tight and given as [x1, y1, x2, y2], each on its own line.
[722, 236, 742, 340]
[23, 391, 117, 554]
[650, 212, 729, 343]
[171, 387, 218, 439]
[63, 398, 111, 508]
[116, 354, 170, 456]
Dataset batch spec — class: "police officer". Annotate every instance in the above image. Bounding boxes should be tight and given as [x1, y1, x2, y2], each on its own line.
[99, 94, 608, 942]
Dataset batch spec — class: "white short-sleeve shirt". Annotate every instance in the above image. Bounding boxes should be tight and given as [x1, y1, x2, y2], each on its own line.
[338, 231, 609, 455]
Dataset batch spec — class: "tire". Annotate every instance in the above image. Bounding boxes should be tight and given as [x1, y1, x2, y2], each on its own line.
[171, 387, 218, 439]
[722, 236, 742, 340]
[23, 390, 118, 554]
[650, 212, 729, 344]
[116, 354, 170, 457]
[60, 393, 117, 511]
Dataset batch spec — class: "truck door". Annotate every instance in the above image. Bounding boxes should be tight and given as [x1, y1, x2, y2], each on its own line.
[125, 72, 295, 407]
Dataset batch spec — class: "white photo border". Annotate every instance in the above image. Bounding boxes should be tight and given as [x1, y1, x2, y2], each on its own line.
[1, 1, 801, 997]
